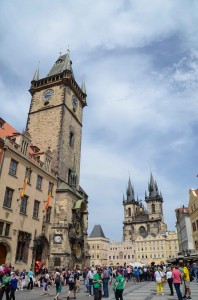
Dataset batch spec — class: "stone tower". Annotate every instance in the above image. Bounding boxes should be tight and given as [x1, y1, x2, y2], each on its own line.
[123, 174, 167, 242]
[26, 52, 90, 269]
[27, 50, 87, 185]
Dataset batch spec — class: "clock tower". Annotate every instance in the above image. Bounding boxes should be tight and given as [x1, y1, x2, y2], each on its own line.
[26, 52, 90, 269]
[27, 50, 87, 185]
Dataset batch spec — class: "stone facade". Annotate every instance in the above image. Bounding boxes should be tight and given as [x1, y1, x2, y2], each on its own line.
[123, 174, 167, 242]
[189, 189, 198, 253]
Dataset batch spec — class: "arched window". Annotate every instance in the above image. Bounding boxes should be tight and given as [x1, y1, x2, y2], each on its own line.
[152, 203, 155, 213]
[128, 207, 131, 216]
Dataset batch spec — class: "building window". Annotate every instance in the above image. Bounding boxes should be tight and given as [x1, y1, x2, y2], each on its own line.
[92, 254, 94, 258]
[3, 187, 14, 209]
[192, 222, 196, 231]
[97, 245, 99, 249]
[150, 254, 152, 258]
[15, 231, 31, 263]
[48, 182, 54, 195]
[152, 203, 155, 213]
[113, 256, 115, 259]
[124, 255, 126, 259]
[33, 200, 40, 219]
[36, 175, 43, 190]
[4, 224, 10, 236]
[9, 159, 18, 176]
[196, 220, 198, 229]
[92, 245, 94, 249]
[20, 195, 28, 214]
[128, 255, 130, 259]
[128, 207, 131, 216]
[97, 254, 99, 258]
[24, 167, 31, 184]
[0, 222, 4, 235]
[45, 207, 51, 223]
[69, 131, 74, 148]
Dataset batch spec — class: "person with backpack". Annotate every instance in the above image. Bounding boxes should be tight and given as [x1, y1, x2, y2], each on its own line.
[93, 267, 103, 300]
[102, 267, 110, 298]
[134, 267, 139, 284]
[67, 270, 77, 300]
[54, 268, 62, 300]
[41, 272, 50, 296]
[10, 272, 19, 300]
[87, 267, 94, 296]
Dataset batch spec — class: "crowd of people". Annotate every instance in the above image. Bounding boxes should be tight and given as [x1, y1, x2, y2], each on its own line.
[0, 261, 197, 300]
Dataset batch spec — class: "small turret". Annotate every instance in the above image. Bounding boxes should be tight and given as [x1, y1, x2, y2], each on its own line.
[32, 66, 39, 81]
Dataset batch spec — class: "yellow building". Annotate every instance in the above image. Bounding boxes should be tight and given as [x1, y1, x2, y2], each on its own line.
[135, 231, 179, 264]
[108, 240, 135, 266]
[88, 225, 109, 266]
[189, 189, 198, 253]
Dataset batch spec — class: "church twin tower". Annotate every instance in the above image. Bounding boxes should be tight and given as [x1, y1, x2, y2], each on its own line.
[123, 173, 167, 242]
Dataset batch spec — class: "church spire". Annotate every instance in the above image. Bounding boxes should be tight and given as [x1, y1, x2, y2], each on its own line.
[48, 49, 73, 77]
[126, 177, 135, 202]
[32, 65, 39, 81]
[148, 172, 157, 197]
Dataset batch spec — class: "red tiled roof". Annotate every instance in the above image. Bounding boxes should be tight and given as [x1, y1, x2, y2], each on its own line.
[0, 119, 19, 139]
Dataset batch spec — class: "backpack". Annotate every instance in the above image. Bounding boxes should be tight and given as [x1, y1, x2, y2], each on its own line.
[55, 274, 60, 284]
[69, 273, 75, 283]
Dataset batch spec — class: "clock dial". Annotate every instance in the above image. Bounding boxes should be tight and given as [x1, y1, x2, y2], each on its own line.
[72, 95, 78, 110]
[42, 89, 54, 101]
[54, 235, 62, 243]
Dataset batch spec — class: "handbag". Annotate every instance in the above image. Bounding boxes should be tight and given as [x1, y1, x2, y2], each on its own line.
[161, 277, 166, 283]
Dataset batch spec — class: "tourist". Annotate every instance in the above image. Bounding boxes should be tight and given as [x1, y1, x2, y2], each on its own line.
[183, 264, 192, 299]
[87, 267, 94, 296]
[134, 267, 139, 284]
[166, 267, 174, 296]
[67, 270, 77, 300]
[114, 269, 126, 300]
[27, 267, 34, 290]
[2, 272, 11, 300]
[10, 272, 19, 300]
[54, 268, 62, 300]
[154, 267, 165, 295]
[102, 267, 110, 298]
[42, 271, 50, 295]
[172, 266, 182, 300]
[93, 267, 103, 300]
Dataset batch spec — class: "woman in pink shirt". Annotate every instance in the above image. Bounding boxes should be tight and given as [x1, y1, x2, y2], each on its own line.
[172, 266, 182, 300]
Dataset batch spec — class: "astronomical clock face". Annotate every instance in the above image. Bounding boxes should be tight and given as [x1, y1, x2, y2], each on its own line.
[54, 235, 62, 243]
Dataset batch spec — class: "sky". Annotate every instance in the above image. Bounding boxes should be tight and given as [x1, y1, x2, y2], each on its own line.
[1, 0, 198, 241]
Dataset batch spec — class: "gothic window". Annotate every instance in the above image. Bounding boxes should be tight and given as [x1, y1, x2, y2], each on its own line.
[152, 203, 155, 213]
[128, 207, 131, 216]
[4, 224, 10, 236]
[69, 131, 74, 148]
[15, 231, 31, 263]
[45, 207, 51, 223]
[3, 187, 14, 209]
[9, 159, 18, 176]
[139, 226, 147, 238]
[20, 195, 28, 214]
[36, 175, 43, 190]
[33, 200, 40, 219]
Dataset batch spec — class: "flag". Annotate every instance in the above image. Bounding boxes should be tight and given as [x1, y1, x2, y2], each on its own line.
[45, 192, 51, 210]
[19, 168, 31, 200]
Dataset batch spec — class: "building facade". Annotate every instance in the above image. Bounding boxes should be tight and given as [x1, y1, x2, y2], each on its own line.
[123, 174, 167, 242]
[108, 240, 135, 266]
[0, 51, 90, 269]
[189, 189, 198, 253]
[87, 225, 109, 266]
[175, 206, 194, 255]
[0, 121, 57, 268]
[135, 231, 179, 265]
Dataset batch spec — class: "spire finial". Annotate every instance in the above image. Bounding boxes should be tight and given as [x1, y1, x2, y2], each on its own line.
[81, 74, 87, 94]
[32, 62, 40, 81]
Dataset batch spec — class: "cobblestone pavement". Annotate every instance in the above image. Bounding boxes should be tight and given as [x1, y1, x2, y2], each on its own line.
[11, 280, 198, 300]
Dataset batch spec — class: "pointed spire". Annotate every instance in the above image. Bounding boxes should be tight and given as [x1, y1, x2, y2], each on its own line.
[32, 64, 39, 81]
[63, 48, 71, 71]
[126, 177, 135, 202]
[81, 76, 86, 94]
[145, 190, 147, 198]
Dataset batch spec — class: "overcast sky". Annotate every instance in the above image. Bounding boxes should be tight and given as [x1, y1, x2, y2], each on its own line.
[1, 0, 198, 241]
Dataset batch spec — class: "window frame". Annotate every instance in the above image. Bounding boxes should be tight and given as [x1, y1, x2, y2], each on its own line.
[33, 200, 40, 219]
[20, 195, 28, 214]
[9, 159, 18, 176]
[3, 187, 14, 209]
[36, 175, 43, 190]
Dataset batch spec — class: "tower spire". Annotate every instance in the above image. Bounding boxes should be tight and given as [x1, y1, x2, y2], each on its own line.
[126, 177, 135, 202]
[81, 76, 86, 94]
[32, 64, 39, 81]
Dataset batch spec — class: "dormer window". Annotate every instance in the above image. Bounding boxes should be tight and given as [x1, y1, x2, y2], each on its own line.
[21, 139, 29, 155]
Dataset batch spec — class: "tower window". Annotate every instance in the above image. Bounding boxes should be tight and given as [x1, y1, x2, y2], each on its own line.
[128, 207, 131, 217]
[69, 131, 74, 148]
[152, 203, 155, 213]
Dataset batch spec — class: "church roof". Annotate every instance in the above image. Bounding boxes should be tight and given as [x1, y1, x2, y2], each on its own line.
[89, 225, 106, 238]
[0, 118, 19, 139]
